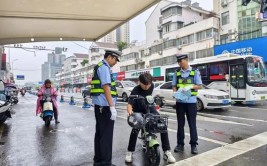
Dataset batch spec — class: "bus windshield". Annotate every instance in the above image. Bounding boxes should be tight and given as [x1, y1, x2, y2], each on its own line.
[246, 57, 267, 83]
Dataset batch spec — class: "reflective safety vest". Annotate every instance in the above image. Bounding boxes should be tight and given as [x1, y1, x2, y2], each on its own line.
[176, 69, 198, 96]
[90, 61, 118, 97]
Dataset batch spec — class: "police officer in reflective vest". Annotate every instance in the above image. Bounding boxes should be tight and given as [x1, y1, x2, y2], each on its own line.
[91, 49, 121, 166]
[172, 54, 202, 154]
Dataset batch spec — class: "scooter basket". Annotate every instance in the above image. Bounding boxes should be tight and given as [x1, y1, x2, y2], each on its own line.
[145, 114, 168, 133]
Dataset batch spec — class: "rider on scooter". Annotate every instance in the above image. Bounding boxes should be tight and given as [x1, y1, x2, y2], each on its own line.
[125, 73, 176, 164]
[36, 79, 60, 124]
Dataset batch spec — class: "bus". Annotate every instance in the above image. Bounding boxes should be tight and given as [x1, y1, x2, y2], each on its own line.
[164, 53, 267, 104]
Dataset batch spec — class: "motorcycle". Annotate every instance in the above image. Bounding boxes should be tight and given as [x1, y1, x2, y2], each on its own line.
[41, 94, 54, 127]
[128, 95, 168, 166]
[21, 89, 26, 96]
[0, 95, 12, 123]
[5, 85, 19, 105]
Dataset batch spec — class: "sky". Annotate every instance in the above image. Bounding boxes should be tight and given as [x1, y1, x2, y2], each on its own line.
[5, 0, 213, 85]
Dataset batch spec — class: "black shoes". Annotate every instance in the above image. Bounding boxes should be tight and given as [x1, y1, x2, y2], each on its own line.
[174, 144, 198, 154]
[174, 144, 184, 152]
[191, 145, 198, 154]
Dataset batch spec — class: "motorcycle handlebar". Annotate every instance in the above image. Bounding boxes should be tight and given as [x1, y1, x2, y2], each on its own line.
[129, 95, 145, 99]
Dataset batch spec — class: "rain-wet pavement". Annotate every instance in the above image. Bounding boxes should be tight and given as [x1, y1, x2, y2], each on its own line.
[0, 93, 267, 166]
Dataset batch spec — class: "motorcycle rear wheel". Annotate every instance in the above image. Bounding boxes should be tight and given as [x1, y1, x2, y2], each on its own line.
[44, 117, 51, 127]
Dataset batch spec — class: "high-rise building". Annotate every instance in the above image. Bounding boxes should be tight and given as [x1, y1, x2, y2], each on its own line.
[98, 22, 130, 43]
[42, 53, 66, 81]
[98, 30, 116, 43]
[116, 22, 130, 43]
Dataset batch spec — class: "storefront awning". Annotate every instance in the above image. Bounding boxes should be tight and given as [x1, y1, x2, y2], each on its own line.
[0, 0, 159, 45]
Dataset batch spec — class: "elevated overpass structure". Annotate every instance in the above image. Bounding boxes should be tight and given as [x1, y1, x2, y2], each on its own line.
[0, 0, 159, 45]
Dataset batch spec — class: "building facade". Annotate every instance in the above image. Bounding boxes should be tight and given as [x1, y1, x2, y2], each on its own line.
[116, 22, 130, 43]
[214, 0, 267, 44]
[41, 53, 66, 82]
[98, 22, 130, 44]
[55, 43, 118, 87]
[119, 0, 219, 76]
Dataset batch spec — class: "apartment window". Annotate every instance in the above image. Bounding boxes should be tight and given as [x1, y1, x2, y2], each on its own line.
[177, 21, 184, 29]
[163, 22, 171, 33]
[162, 6, 182, 19]
[188, 34, 194, 43]
[188, 52, 195, 62]
[140, 50, 144, 57]
[206, 29, 213, 38]
[220, 34, 229, 44]
[150, 55, 176, 67]
[196, 48, 213, 59]
[196, 31, 206, 41]
[222, 11, 230, 25]
[121, 52, 138, 61]
[91, 48, 99, 52]
[163, 39, 176, 49]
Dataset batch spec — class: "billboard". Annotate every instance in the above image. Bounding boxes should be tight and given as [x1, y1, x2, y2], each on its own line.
[16, 75, 25, 80]
[214, 37, 267, 61]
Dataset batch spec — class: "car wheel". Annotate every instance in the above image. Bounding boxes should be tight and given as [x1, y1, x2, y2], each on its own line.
[196, 98, 204, 112]
[122, 93, 128, 102]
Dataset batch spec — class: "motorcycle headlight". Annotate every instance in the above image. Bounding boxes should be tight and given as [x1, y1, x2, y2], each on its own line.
[204, 95, 218, 99]
[46, 97, 52, 102]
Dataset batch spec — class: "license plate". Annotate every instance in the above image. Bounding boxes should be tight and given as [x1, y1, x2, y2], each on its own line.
[261, 96, 265, 100]
[222, 100, 229, 104]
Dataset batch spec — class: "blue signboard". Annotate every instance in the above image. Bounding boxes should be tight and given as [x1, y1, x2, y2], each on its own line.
[214, 37, 267, 62]
[16, 75, 25, 80]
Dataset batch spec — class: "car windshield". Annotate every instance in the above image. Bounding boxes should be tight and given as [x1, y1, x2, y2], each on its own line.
[122, 81, 137, 87]
[246, 57, 267, 83]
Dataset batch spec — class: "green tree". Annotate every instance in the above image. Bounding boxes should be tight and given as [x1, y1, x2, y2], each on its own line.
[80, 59, 89, 66]
[117, 42, 128, 51]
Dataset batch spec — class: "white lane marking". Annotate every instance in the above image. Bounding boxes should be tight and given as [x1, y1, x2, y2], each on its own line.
[167, 128, 228, 146]
[117, 116, 228, 146]
[228, 109, 239, 112]
[169, 131, 267, 166]
[232, 106, 267, 111]
[198, 112, 267, 123]
[168, 117, 252, 126]
[162, 111, 253, 126]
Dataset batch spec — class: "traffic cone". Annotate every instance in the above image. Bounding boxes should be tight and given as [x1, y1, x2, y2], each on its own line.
[60, 95, 65, 102]
[69, 96, 76, 105]
[82, 97, 90, 109]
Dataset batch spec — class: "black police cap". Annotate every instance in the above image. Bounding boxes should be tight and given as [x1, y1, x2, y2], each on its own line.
[176, 54, 188, 62]
[105, 49, 122, 62]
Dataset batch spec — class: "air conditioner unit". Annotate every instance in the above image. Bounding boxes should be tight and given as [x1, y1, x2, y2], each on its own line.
[221, 0, 228, 7]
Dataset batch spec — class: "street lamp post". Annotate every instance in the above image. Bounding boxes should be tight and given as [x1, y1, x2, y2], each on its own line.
[12, 59, 18, 82]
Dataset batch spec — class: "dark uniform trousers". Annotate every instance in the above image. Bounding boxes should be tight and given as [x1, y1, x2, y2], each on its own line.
[176, 102, 198, 146]
[94, 105, 114, 165]
[127, 108, 171, 152]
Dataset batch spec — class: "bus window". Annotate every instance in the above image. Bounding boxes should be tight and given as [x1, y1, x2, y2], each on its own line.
[165, 67, 179, 82]
[196, 65, 207, 77]
[210, 62, 228, 80]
